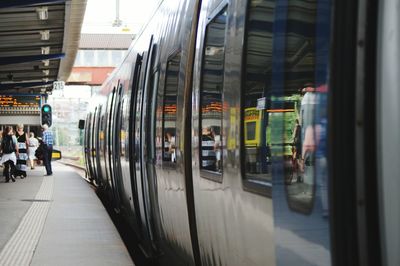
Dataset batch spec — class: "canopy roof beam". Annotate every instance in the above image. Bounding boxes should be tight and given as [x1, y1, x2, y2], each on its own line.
[0, 0, 66, 9]
[0, 53, 65, 65]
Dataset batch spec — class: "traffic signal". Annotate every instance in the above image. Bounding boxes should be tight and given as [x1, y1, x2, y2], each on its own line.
[41, 103, 52, 127]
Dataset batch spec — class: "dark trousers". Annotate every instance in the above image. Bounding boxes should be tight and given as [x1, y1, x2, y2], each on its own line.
[43, 145, 53, 175]
[3, 160, 16, 180]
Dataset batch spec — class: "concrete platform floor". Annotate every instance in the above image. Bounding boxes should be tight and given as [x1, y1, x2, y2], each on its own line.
[0, 162, 134, 266]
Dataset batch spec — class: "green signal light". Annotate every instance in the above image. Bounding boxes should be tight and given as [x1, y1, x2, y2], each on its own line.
[43, 106, 50, 112]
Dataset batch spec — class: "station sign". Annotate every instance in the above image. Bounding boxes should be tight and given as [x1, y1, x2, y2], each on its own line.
[53, 81, 65, 91]
[257, 97, 266, 110]
[0, 94, 41, 108]
[0, 94, 42, 116]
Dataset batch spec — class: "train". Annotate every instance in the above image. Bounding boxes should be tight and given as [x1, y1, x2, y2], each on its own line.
[82, 0, 398, 265]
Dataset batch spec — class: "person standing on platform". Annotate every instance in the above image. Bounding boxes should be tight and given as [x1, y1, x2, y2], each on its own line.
[15, 124, 29, 178]
[41, 124, 53, 176]
[28, 132, 39, 169]
[0, 126, 18, 182]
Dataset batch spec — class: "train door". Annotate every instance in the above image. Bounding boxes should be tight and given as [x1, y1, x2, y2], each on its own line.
[93, 105, 103, 185]
[181, 1, 202, 264]
[239, 0, 333, 265]
[98, 104, 108, 187]
[127, 54, 143, 234]
[192, 2, 228, 265]
[111, 84, 124, 210]
[141, 43, 160, 251]
[83, 114, 89, 177]
[193, 0, 335, 265]
[104, 89, 113, 188]
[85, 112, 94, 180]
[90, 107, 98, 182]
[152, 1, 203, 263]
[133, 36, 157, 255]
[109, 83, 123, 209]
[105, 86, 119, 207]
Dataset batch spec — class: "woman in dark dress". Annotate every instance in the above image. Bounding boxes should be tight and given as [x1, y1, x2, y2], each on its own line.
[15, 124, 29, 178]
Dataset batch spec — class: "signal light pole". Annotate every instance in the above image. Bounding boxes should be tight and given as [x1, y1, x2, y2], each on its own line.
[41, 103, 52, 127]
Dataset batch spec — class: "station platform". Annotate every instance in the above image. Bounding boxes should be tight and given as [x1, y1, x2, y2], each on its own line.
[0, 162, 134, 266]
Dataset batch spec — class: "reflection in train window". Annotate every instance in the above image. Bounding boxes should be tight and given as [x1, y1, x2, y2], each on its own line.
[246, 121, 256, 141]
[281, 2, 321, 215]
[242, 0, 276, 184]
[162, 52, 181, 163]
[199, 7, 227, 176]
[241, 0, 329, 211]
[242, 0, 331, 263]
[241, 0, 327, 210]
[120, 98, 126, 158]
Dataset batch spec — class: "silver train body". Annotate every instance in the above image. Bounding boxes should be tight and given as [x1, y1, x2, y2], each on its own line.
[83, 0, 399, 265]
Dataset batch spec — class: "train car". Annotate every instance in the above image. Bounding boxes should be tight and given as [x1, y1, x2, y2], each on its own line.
[83, 0, 398, 265]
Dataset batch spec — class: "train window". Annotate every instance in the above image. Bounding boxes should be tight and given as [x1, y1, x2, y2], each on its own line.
[241, 0, 275, 190]
[241, 0, 324, 202]
[199, 6, 227, 179]
[148, 69, 159, 162]
[281, 5, 323, 215]
[242, 0, 329, 200]
[146, 45, 159, 164]
[241, 0, 332, 264]
[119, 97, 126, 158]
[162, 51, 181, 164]
[129, 54, 143, 163]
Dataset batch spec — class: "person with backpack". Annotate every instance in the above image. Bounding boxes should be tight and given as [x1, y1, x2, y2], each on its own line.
[34, 137, 44, 165]
[0, 126, 19, 182]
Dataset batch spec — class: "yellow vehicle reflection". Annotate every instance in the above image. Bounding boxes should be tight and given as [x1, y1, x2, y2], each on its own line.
[243, 97, 299, 182]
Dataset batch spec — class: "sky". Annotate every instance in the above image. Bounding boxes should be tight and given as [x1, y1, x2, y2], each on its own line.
[82, 0, 161, 34]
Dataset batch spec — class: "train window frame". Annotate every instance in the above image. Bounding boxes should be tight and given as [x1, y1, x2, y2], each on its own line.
[91, 106, 98, 176]
[146, 44, 160, 165]
[239, 0, 272, 197]
[147, 67, 160, 162]
[95, 104, 104, 183]
[128, 53, 143, 163]
[115, 83, 124, 159]
[198, 3, 228, 183]
[85, 112, 92, 177]
[161, 49, 181, 169]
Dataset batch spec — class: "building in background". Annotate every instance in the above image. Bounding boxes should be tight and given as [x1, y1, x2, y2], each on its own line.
[68, 33, 134, 86]
[49, 33, 133, 164]
[48, 86, 90, 164]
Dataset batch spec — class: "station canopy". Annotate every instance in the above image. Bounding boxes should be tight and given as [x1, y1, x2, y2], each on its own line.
[0, 0, 87, 94]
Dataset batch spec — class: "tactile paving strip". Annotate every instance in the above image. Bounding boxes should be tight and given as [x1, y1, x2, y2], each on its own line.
[0, 175, 54, 266]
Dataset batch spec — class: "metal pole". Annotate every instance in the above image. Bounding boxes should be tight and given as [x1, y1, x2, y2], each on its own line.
[112, 0, 122, 27]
